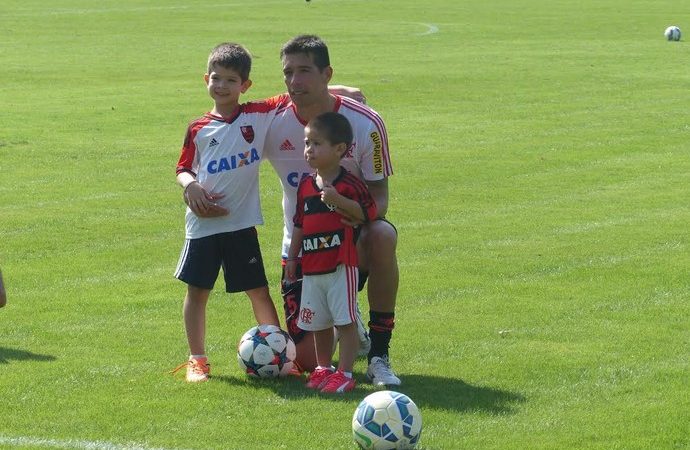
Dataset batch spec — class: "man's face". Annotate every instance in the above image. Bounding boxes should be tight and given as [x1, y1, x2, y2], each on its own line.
[282, 52, 332, 107]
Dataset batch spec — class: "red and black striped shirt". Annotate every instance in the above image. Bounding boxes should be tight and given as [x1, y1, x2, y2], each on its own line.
[293, 167, 377, 275]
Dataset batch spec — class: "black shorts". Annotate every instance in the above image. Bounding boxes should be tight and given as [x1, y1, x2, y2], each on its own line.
[175, 227, 268, 293]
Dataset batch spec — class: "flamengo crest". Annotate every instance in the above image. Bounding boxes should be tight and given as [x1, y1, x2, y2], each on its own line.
[240, 125, 255, 143]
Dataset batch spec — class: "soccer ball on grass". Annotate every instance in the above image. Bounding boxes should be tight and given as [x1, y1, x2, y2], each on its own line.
[352, 390, 422, 449]
[664, 26, 681, 41]
[237, 324, 295, 378]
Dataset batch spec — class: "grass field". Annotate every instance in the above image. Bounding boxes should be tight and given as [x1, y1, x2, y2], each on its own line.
[1, 0, 689, 449]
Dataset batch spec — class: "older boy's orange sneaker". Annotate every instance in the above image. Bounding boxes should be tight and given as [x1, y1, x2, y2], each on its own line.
[171, 357, 210, 383]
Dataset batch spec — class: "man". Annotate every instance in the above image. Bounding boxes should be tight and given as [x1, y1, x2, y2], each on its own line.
[264, 35, 400, 386]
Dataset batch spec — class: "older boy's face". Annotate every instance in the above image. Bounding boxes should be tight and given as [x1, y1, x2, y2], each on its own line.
[205, 65, 251, 109]
[282, 53, 332, 107]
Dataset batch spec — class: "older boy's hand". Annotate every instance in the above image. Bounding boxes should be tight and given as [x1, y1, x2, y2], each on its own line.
[183, 182, 229, 217]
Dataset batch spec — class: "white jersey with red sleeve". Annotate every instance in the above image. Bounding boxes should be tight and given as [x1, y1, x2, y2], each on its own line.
[176, 95, 288, 239]
[264, 95, 393, 258]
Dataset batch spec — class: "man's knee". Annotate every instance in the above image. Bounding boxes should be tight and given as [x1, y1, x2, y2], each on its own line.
[361, 220, 397, 255]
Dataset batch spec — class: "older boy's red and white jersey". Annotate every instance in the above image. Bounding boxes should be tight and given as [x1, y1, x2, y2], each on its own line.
[264, 95, 393, 257]
[176, 95, 288, 239]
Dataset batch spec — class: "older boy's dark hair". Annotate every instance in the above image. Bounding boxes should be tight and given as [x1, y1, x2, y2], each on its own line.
[280, 34, 330, 71]
[207, 43, 251, 82]
[309, 112, 353, 155]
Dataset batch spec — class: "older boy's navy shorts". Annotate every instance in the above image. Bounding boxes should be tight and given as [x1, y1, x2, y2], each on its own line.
[175, 227, 268, 293]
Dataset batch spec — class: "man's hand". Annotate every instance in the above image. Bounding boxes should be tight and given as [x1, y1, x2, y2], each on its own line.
[183, 182, 229, 217]
[329, 85, 367, 104]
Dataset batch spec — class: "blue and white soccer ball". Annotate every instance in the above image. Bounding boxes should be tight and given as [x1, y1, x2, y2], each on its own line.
[237, 324, 296, 378]
[352, 390, 422, 450]
[664, 25, 681, 41]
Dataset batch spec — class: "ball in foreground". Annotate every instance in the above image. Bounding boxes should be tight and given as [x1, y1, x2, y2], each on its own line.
[664, 25, 681, 41]
[352, 390, 422, 449]
[237, 324, 296, 378]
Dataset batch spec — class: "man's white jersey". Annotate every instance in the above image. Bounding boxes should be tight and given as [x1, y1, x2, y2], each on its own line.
[264, 95, 393, 257]
[177, 96, 288, 239]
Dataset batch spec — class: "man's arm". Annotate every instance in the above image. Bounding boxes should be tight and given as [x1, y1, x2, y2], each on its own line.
[365, 178, 388, 218]
[328, 85, 366, 104]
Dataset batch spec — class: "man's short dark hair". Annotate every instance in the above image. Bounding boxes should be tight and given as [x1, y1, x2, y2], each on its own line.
[280, 34, 330, 71]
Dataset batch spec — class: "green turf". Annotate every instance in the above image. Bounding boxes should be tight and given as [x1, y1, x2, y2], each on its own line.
[1, 0, 689, 449]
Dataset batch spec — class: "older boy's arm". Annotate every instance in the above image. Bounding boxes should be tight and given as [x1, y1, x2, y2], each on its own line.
[177, 172, 228, 217]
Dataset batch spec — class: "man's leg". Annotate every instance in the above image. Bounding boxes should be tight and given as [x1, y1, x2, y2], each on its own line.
[358, 220, 401, 386]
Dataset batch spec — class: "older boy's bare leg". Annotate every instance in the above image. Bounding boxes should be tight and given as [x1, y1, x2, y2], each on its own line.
[246, 286, 280, 326]
[184, 286, 211, 356]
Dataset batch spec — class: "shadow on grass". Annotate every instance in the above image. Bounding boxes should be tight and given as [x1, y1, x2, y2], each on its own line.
[214, 373, 525, 415]
[0, 347, 57, 364]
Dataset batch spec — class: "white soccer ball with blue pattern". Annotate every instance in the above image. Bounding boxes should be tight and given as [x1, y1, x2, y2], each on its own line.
[237, 324, 295, 378]
[352, 390, 422, 449]
[664, 26, 681, 41]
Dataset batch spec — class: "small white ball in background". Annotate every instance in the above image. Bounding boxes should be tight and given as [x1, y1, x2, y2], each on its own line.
[664, 25, 681, 41]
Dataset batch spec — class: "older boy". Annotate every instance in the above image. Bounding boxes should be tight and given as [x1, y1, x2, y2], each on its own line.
[173, 43, 286, 382]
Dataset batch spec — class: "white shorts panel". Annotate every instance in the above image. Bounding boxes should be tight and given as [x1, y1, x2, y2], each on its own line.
[297, 265, 358, 331]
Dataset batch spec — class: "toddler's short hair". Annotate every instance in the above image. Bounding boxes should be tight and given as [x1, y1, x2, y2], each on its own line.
[308, 112, 353, 153]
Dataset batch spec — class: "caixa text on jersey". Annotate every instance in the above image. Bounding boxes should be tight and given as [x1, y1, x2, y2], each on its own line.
[207, 148, 260, 174]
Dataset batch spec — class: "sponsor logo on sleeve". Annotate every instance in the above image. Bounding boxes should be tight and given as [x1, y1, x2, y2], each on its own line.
[370, 131, 383, 174]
